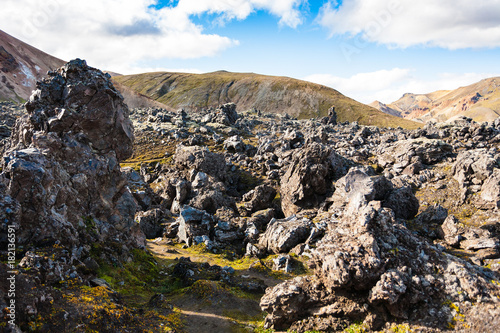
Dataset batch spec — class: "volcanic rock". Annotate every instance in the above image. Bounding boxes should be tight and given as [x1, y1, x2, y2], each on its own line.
[280, 142, 349, 216]
[257, 216, 313, 254]
[260, 201, 500, 331]
[1, 59, 143, 248]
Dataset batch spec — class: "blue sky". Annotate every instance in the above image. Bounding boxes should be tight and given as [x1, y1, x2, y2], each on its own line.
[2, 0, 500, 103]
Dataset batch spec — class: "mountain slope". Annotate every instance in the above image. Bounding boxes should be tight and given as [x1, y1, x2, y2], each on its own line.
[0, 29, 65, 102]
[373, 78, 500, 123]
[368, 100, 401, 118]
[113, 71, 421, 129]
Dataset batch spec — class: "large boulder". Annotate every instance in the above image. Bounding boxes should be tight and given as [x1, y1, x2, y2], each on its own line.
[174, 145, 227, 181]
[241, 184, 277, 215]
[176, 205, 215, 246]
[261, 202, 500, 331]
[331, 167, 393, 212]
[378, 138, 452, 171]
[214, 102, 239, 125]
[1, 59, 143, 248]
[478, 169, 500, 209]
[383, 186, 419, 220]
[331, 167, 418, 219]
[223, 135, 245, 153]
[136, 208, 170, 239]
[257, 216, 313, 254]
[452, 149, 498, 185]
[280, 142, 349, 216]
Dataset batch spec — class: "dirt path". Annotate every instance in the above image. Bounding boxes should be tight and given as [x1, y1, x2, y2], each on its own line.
[147, 241, 282, 333]
[178, 309, 240, 333]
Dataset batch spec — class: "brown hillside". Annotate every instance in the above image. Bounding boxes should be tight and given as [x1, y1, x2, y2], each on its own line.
[0, 29, 65, 102]
[372, 79, 500, 123]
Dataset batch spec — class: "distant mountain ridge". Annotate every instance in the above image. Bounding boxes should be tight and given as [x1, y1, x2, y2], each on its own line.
[372, 78, 500, 123]
[114, 71, 421, 128]
[0, 29, 65, 102]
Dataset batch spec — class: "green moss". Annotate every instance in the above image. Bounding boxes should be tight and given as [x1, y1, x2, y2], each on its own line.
[343, 322, 369, 333]
[90, 247, 182, 305]
[236, 168, 263, 193]
[82, 216, 98, 235]
[176, 243, 256, 271]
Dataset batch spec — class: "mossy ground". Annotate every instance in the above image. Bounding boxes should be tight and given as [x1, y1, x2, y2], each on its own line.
[13, 244, 185, 332]
[17, 238, 306, 332]
[28, 238, 311, 333]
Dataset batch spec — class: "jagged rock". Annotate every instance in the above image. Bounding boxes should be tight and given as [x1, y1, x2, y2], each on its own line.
[320, 106, 337, 125]
[188, 188, 234, 214]
[413, 204, 448, 239]
[176, 206, 215, 246]
[280, 142, 349, 216]
[223, 135, 245, 153]
[170, 178, 190, 213]
[261, 201, 500, 331]
[174, 145, 227, 180]
[478, 168, 500, 209]
[440, 215, 500, 254]
[213, 103, 239, 125]
[136, 208, 171, 239]
[241, 184, 277, 215]
[0, 193, 20, 247]
[257, 216, 313, 254]
[0, 59, 144, 249]
[122, 167, 160, 211]
[246, 208, 275, 232]
[378, 138, 452, 171]
[332, 168, 418, 220]
[192, 171, 208, 188]
[331, 167, 393, 212]
[273, 254, 293, 272]
[283, 128, 304, 148]
[452, 149, 498, 185]
[460, 226, 500, 253]
[440, 215, 466, 247]
[383, 186, 419, 220]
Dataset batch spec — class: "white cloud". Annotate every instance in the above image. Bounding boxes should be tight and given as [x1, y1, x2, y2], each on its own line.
[0, 0, 304, 73]
[317, 0, 500, 49]
[304, 69, 497, 104]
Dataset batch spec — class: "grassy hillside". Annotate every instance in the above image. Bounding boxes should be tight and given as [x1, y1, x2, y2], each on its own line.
[113, 71, 421, 129]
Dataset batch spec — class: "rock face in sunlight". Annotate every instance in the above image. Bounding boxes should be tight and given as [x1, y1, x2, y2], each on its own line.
[1, 59, 143, 248]
[260, 202, 499, 331]
[1, 59, 500, 332]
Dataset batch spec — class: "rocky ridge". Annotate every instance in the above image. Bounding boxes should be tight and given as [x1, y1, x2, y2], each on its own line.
[0, 60, 154, 332]
[112, 71, 421, 129]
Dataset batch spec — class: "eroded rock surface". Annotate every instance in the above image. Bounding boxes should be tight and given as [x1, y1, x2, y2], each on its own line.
[280, 142, 349, 216]
[261, 202, 500, 331]
[1, 59, 142, 248]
